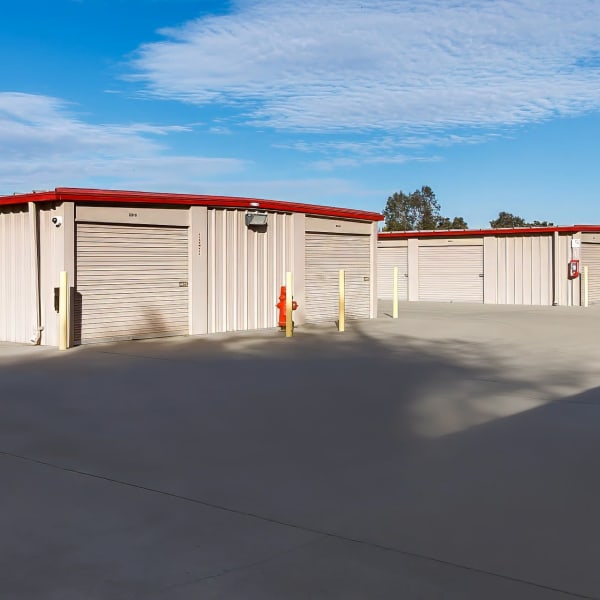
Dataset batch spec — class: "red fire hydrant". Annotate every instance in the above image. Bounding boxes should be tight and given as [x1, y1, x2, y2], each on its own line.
[276, 286, 298, 329]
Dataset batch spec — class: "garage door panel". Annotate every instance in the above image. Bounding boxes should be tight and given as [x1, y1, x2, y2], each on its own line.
[305, 233, 371, 323]
[76, 288, 187, 298]
[77, 300, 188, 316]
[377, 247, 408, 300]
[75, 223, 189, 344]
[419, 245, 483, 303]
[77, 255, 188, 263]
[79, 317, 189, 329]
[582, 243, 600, 305]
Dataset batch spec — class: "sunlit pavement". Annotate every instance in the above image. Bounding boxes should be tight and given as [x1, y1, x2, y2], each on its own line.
[2, 302, 600, 599]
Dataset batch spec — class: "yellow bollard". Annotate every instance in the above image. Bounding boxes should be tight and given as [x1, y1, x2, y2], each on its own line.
[392, 266, 398, 319]
[285, 271, 293, 338]
[583, 265, 589, 308]
[59, 271, 69, 350]
[339, 269, 345, 332]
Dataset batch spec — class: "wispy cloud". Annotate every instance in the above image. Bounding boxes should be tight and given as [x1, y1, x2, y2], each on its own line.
[131, 0, 600, 135]
[309, 153, 443, 171]
[277, 134, 474, 169]
[0, 92, 246, 193]
[209, 125, 232, 135]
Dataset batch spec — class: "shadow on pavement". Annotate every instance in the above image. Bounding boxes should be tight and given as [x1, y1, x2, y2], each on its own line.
[0, 317, 599, 599]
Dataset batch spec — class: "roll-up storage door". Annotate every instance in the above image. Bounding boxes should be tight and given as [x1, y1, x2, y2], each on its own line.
[582, 243, 600, 305]
[419, 245, 483, 303]
[305, 233, 371, 323]
[75, 223, 189, 344]
[377, 246, 408, 300]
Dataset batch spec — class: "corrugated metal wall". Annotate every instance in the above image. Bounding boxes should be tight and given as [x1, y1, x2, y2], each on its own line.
[492, 235, 553, 305]
[207, 209, 293, 333]
[557, 233, 580, 307]
[38, 205, 65, 347]
[378, 233, 588, 307]
[377, 246, 408, 301]
[0, 206, 35, 343]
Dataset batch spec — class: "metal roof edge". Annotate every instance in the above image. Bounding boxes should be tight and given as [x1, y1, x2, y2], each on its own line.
[0, 187, 382, 221]
[0, 189, 58, 206]
[378, 225, 600, 239]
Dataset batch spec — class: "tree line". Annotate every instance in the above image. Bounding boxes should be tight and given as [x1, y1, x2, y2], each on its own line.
[382, 186, 554, 231]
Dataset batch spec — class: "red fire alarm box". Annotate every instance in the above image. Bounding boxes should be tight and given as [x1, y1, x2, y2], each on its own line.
[568, 259, 580, 279]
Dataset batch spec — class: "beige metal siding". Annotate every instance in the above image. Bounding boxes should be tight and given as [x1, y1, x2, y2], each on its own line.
[377, 246, 408, 300]
[306, 217, 372, 235]
[556, 234, 580, 307]
[76, 204, 189, 227]
[493, 235, 553, 305]
[582, 243, 600, 304]
[38, 205, 66, 346]
[418, 245, 483, 302]
[305, 233, 371, 323]
[75, 223, 189, 343]
[0, 206, 35, 343]
[207, 209, 293, 333]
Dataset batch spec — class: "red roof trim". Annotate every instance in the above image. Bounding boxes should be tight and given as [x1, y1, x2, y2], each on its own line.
[0, 190, 57, 206]
[379, 225, 600, 239]
[0, 187, 383, 221]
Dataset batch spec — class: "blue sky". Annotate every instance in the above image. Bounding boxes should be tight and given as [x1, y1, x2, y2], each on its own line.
[1, 0, 599, 227]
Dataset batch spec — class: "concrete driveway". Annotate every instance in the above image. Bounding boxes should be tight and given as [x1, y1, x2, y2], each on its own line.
[1, 302, 600, 599]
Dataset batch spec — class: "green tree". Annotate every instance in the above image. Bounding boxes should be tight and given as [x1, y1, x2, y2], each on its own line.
[489, 212, 528, 228]
[383, 186, 468, 231]
[437, 215, 469, 230]
[383, 186, 439, 231]
[489, 212, 554, 228]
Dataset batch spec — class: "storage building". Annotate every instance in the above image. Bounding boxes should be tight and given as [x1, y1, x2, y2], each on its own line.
[0, 187, 382, 346]
[378, 226, 600, 307]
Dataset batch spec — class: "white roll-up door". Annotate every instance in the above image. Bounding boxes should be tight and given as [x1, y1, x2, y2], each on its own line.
[75, 223, 189, 344]
[305, 233, 371, 323]
[419, 245, 484, 303]
[377, 246, 408, 300]
[582, 243, 600, 305]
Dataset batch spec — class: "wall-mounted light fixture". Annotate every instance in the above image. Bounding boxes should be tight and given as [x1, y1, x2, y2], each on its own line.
[245, 212, 268, 227]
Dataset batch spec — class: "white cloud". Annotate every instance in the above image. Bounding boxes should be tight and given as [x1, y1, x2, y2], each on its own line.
[0, 92, 246, 194]
[209, 125, 233, 135]
[0, 92, 378, 203]
[131, 0, 600, 133]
